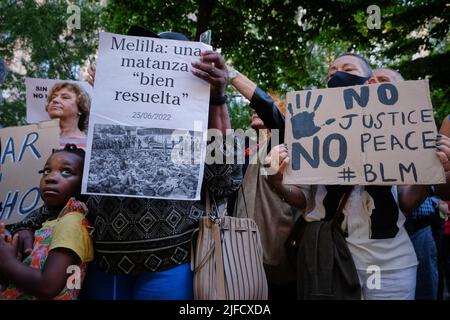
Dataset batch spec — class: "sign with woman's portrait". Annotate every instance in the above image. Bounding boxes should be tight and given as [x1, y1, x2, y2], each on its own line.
[25, 77, 92, 124]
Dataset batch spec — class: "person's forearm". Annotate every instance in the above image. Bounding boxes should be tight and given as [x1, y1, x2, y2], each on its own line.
[249, 87, 285, 142]
[228, 70, 284, 132]
[208, 103, 231, 133]
[398, 185, 430, 214]
[229, 73, 257, 101]
[268, 180, 306, 210]
[0, 258, 57, 299]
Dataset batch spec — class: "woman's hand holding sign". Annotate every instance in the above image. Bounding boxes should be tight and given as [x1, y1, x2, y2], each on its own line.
[401, 134, 450, 208]
[436, 134, 450, 171]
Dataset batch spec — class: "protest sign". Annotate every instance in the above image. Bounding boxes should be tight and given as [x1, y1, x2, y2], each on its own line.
[283, 80, 446, 185]
[82, 32, 211, 200]
[0, 120, 60, 224]
[25, 77, 92, 124]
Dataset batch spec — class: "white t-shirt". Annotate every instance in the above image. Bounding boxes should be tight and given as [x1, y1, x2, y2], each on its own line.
[299, 185, 418, 271]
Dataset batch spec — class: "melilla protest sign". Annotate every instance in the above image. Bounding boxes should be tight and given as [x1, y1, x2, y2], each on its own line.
[0, 120, 60, 225]
[283, 80, 446, 185]
[82, 32, 211, 200]
[25, 77, 92, 124]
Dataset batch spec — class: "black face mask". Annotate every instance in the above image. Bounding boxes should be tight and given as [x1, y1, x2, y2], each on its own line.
[327, 71, 369, 88]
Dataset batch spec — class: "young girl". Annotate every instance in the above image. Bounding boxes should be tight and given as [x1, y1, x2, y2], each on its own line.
[0, 144, 93, 300]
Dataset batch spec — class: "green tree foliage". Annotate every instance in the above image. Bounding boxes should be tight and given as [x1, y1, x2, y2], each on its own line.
[1, 0, 449, 128]
[353, 1, 450, 126]
[0, 0, 101, 127]
[100, 0, 449, 128]
[228, 99, 252, 130]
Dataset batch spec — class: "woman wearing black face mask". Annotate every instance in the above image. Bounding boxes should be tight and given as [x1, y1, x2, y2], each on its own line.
[263, 53, 449, 300]
[326, 53, 374, 88]
[327, 71, 369, 88]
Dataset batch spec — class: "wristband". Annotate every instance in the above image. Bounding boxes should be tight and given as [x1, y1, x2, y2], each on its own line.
[228, 69, 239, 81]
[209, 95, 227, 105]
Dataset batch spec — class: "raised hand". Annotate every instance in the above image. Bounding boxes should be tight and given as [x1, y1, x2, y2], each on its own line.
[191, 51, 227, 97]
[288, 91, 334, 139]
[262, 144, 289, 178]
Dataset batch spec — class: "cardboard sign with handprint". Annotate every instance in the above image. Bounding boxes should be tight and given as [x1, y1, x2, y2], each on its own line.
[283, 80, 446, 185]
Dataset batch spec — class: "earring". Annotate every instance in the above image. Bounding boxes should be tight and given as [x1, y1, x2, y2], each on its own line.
[78, 112, 82, 116]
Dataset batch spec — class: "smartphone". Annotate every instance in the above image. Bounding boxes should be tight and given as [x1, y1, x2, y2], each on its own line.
[199, 30, 212, 45]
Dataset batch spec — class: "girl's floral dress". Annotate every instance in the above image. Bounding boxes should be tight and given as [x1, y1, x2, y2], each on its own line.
[1, 198, 92, 300]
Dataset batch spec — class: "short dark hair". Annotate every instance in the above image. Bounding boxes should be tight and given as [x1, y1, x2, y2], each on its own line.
[53, 144, 85, 161]
[50, 144, 86, 201]
[336, 53, 374, 78]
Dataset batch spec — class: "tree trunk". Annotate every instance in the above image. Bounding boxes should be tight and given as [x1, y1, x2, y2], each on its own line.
[195, 0, 215, 41]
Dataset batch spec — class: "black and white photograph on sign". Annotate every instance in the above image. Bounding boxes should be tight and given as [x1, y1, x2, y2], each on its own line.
[86, 124, 201, 200]
[81, 32, 210, 201]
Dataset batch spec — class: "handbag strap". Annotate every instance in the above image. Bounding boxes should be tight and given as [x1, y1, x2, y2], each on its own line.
[206, 190, 226, 300]
[240, 184, 250, 219]
[212, 221, 226, 299]
[332, 187, 353, 227]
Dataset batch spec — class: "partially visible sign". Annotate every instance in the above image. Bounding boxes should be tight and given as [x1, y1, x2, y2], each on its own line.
[284, 80, 445, 185]
[0, 120, 60, 224]
[82, 32, 211, 200]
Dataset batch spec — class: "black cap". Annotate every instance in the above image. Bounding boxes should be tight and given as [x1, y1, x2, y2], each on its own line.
[127, 25, 189, 41]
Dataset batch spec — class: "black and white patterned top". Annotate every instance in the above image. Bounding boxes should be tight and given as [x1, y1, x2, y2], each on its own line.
[9, 138, 242, 274]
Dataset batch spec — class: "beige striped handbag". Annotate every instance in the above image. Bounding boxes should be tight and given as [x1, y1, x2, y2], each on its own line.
[191, 192, 268, 300]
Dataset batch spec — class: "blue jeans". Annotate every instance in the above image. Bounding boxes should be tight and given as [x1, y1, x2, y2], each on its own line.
[410, 226, 438, 299]
[81, 262, 194, 300]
